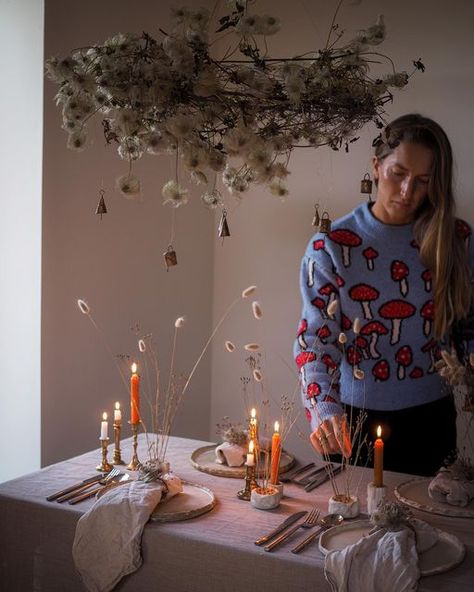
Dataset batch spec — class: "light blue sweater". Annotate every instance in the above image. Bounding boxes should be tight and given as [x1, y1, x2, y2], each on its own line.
[295, 202, 473, 431]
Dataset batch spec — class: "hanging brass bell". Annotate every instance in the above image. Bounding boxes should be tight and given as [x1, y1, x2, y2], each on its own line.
[218, 209, 230, 238]
[319, 211, 332, 234]
[95, 190, 107, 220]
[312, 203, 320, 227]
[163, 245, 178, 270]
[360, 173, 373, 194]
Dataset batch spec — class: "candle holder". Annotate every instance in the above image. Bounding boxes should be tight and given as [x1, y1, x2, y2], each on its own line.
[96, 438, 113, 472]
[237, 463, 257, 501]
[112, 422, 125, 465]
[127, 421, 141, 470]
[367, 482, 387, 515]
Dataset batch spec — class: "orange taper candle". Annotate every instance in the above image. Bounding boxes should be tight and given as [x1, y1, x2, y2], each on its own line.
[373, 425, 384, 487]
[270, 421, 282, 485]
[130, 363, 140, 424]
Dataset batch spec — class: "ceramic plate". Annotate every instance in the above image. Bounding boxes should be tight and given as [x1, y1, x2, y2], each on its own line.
[190, 444, 295, 478]
[150, 481, 216, 522]
[395, 477, 474, 518]
[319, 519, 465, 576]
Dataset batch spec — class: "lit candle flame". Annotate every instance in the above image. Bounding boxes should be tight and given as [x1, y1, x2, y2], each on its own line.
[102, 412, 107, 421]
[249, 440, 254, 454]
[274, 421, 280, 433]
[251, 408, 256, 419]
[131, 362, 137, 373]
[376, 425, 382, 438]
[115, 401, 120, 410]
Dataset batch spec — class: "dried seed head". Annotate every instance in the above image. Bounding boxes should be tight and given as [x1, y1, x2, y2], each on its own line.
[353, 317, 361, 334]
[253, 369, 263, 382]
[174, 316, 186, 328]
[327, 299, 338, 317]
[252, 301, 263, 319]
[338, 332, 348, 344]
[138, 339, 146, 353]
[354, 368, 365, 380]
[77, 299, 90, 314]
[242, 285, 257, 298]
[225, 340, 236, 352]
[244, 343, 260, 352]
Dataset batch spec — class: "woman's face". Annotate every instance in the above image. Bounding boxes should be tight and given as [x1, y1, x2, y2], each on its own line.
[371, 141, 433, 225]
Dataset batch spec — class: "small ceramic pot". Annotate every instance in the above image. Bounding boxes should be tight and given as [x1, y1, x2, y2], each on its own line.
[367, 482, 387, 515]
[250, 486, 281, 510]
[271, 482, 284, 501]
[328, 494, 360, 519]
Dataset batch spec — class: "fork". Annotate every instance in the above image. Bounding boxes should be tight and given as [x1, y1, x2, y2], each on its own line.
[67, 470, 125, 504]
[264, 508, 321, 551]
[55, 468, 121, 503]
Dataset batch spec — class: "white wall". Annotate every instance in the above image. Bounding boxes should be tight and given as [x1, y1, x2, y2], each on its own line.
[0, 0, 44, 481]
[209, 0, 474, 460]
[42, 0, 214, 465]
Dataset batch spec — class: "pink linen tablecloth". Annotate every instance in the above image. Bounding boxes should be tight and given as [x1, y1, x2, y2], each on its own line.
[0, 435, 472, 592]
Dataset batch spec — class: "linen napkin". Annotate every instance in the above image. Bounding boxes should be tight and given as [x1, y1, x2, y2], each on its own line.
[324, 518, 438, 592]
[72, 473, 182, 592]
[215, 441, 246, 467]
[428, 467, 474, 507]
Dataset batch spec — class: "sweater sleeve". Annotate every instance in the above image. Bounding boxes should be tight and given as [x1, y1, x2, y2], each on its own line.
[294, 240, 345, 432]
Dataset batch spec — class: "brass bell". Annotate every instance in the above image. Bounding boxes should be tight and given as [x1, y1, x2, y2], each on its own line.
[312, 203, 320, 227]
[218, 209, 230, 238]
[319, 211, 332, 234]
[360, 173, 373, 195]
[163, 245, 178, 270]
[95, 190, 107, 220]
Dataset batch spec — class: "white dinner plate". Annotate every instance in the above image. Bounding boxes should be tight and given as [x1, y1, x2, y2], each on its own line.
[319, 519, 465, 576]
[395, 477, 474, 518]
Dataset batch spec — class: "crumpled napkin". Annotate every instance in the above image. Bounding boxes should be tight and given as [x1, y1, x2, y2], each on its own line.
[215, 442, 246, 467]
[72, 473, 182, 592]
[428, 467, 474, 507]
[324, 519, 438, 592]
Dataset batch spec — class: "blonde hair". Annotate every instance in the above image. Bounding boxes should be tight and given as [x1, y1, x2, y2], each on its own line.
[374, 114, 471, 340]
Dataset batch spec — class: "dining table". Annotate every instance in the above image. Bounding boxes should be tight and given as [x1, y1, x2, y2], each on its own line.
[0, 434, 472, 592]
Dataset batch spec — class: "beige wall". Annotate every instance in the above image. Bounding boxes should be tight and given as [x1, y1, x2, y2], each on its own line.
[41, 0, 474, 467]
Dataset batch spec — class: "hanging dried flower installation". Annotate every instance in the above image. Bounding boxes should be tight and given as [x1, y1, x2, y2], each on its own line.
[45, 0, 423, 208]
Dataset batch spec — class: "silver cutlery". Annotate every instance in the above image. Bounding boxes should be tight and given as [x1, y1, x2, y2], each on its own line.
[67, 470, 125, 504]
[46, 474, 106, 501]
[254, 511, 307, 546]
[304, 465, 343, 492]
[55, 468, 121, 503]
[279, 463, 315, 483]
[264, 508, 321, 551]
[69, 473, 132, 504]
[293, 464, 333, 486]
[290, 513, 344, 553]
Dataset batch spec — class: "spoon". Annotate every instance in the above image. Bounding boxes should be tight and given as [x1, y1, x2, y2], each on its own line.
[290, 513, 344, 554]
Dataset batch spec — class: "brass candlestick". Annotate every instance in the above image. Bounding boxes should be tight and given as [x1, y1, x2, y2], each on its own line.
[96, 438, 113, 472]
[113, 422, 125, 465]
[237, 463, 257, 501]
[127, 421, 141, 470]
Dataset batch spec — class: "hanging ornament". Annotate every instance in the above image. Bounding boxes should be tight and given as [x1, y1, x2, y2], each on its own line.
[360, 173, 373, 202]
[95, 189, 107, 219]
[218, 209, 230, 239]
[319, 211, 332, 234]
[163, 244, 178, 271]
[312, 203, 320, 227]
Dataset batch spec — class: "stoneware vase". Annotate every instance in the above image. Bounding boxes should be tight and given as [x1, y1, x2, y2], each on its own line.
[250, 486, 281, 510]
[328, 494, 360, 519]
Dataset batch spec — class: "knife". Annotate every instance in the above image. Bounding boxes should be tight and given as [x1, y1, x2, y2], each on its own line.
[254, 511, 307, 546]
[293, 464, 333, 486]
[304, 465, 343, 492]
[46, 474, 105, 502]
[279, 463, 315, 483]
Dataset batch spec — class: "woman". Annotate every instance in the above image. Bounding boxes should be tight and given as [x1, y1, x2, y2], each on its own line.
[295, 114, 473, 476]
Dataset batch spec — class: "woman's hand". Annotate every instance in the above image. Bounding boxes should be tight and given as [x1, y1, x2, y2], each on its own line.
[310, 415, 352, 458]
